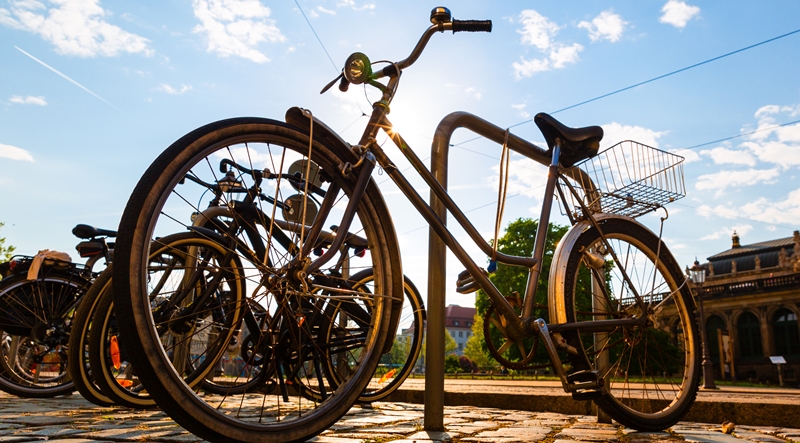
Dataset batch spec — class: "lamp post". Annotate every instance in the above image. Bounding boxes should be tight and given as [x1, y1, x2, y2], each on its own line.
[690, 259, 717, 389]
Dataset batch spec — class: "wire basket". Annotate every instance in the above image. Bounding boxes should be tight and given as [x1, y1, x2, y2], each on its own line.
[558, 140, 686, 219]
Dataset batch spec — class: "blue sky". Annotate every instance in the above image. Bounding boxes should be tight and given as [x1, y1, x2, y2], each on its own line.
[2, 1, 800, 309]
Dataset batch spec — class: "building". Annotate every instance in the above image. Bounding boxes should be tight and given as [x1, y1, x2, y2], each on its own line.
[444, 304, 476, 356]
[685, 231, 800, 385]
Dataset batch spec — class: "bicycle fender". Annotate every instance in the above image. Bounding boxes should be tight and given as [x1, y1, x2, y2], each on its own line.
[547, 213, 639, 325]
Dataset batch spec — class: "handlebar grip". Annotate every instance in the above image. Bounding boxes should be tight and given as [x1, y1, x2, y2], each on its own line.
[452, 19, 492, 33]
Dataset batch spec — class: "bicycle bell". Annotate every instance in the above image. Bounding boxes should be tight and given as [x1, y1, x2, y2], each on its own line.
[430, 6, 451, 24]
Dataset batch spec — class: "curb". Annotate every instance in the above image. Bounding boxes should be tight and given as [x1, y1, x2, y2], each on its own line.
[386, 388, 800, 428]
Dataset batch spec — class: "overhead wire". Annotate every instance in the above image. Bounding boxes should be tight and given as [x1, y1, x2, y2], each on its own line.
[449, 26, 800, 150]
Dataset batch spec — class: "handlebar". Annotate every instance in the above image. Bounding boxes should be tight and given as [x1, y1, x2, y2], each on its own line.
[322, 7, 491, 94]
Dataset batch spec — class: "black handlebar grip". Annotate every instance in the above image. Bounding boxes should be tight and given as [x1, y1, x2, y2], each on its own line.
[452, 19, 492, 33]
[338, 76, 350, 92]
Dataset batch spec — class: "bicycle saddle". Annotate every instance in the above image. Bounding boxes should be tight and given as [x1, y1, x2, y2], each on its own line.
[534, 112, 603, 168]
[72, 224, 118, 239]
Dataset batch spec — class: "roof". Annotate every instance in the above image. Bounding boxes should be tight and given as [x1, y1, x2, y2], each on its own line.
[444, 304, 476, 328]
[705, 232, 799, 276]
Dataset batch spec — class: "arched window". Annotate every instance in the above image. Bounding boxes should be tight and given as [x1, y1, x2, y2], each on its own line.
[706, 315, 726, 363]
[737, 312, 763, 360]
[773, 308, 800, 356]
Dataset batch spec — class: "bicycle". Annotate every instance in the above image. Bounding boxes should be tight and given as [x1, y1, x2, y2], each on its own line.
[82, 171, 423, 407]
[112, 7, 699, 442]
[0, 224, 114, 398]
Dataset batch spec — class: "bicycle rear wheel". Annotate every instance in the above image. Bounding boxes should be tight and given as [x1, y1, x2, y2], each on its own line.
[113, 117, 401, 443]
[557, 216, 700, 431]
[0, 273, 87, 398]
[343, 270, 424, 402]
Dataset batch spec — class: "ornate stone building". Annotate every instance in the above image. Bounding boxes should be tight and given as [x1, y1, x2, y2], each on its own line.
[688, 231, 800, 385]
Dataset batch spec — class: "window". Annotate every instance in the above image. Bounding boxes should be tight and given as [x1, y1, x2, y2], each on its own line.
[773, 308, 800, 356]
[466, 322, 472, 327]
[458, 331, 463, 338]
[737, 311, 763, 359]
[458, 343, 464, 350]
[454, 321, 459, 326]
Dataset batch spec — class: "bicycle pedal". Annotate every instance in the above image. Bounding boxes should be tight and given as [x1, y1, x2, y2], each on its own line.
[566, 370, 605, 401]
[455, 268, 487, 294]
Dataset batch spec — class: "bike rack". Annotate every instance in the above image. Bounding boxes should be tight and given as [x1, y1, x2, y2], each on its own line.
[425, 112, 552, 431]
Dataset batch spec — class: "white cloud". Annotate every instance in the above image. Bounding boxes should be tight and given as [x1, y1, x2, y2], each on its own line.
[0, 143, 34, 161]
[698, 189, 800, 227]
[513, 10, 582, 79]
[517, 9, 560, 50]
[464, 87, 481, 100]
[695, 168, 779, 193]
[700, 146, 757, 167]
[0, 0, 153, 57]
[659, 0, 700, 29]
[600, 122, 666, 149]
[578, 10, 627, 43]
[9, 95, 47, 105]
[156, 84, 193, 95]
[336, 0, 375, 11]
[316, 6, 335, 15]
[193, 0, 286, 64]
[511, 103, 530, 119]
[699, 224, 753, 241]
[672, 148, 701, 164]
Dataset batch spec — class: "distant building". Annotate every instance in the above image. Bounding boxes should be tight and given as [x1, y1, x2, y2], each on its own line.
[684, 231, 800, 385]
[445, 304, 476, 356]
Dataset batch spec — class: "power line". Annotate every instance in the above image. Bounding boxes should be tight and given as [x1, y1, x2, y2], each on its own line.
[681, 118, 800, 151]
[550, 27, 800, 115]
[450, 27, 800, 149]
[294, 0, 339, 73]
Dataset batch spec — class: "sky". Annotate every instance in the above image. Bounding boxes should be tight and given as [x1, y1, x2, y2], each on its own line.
[2, 0, 800, 310]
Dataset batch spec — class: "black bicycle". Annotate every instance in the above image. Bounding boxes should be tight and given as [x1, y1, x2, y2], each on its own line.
[0, 224, 114, 398]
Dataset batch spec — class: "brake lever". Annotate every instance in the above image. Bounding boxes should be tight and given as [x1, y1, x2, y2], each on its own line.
[320, 73, 343, 94]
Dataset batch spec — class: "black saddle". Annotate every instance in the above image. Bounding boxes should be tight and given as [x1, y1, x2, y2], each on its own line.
[534, 113, 603, 168]
[72, 224, 117, 239]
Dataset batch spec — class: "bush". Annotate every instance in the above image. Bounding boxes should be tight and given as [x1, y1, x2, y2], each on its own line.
[444, 354, 461, 374]
[459, 355, 476, 373]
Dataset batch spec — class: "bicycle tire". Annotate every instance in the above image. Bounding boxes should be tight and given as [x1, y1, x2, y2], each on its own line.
[342, 269, 425, 402]
[66, 268, 115, 406]
[0, 272, 88, 398]
[558, 216, 700, 431]
[88, 265, 157, 409]
[112, 117, 401, 443]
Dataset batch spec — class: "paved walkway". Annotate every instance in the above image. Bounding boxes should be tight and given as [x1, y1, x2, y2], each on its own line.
[0, 392, 798, 443]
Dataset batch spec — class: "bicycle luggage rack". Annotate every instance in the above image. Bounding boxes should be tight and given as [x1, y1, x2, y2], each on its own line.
[558, 140, 686, 219]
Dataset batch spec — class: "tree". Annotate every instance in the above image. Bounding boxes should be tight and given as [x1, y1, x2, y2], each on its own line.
[463, 313, 498, 371]
[418, 328, 458, 373]
[475, 218, 569, 366]
[0, 222, 15, 262]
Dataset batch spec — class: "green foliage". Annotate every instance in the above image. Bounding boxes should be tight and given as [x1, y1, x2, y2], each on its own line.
[444, 354, 461, 373]
[475, 218, 569, 365]
[0, 222, 15, 262]
[463, 314, 498, 370]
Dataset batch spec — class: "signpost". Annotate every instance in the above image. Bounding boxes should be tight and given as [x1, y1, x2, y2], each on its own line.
[770, 356, 787, 387]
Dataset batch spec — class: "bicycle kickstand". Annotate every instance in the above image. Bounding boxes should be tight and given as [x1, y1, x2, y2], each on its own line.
[528, 318, 607, 400]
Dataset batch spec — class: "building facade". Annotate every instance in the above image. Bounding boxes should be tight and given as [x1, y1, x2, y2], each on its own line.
[682, 231, 800, 385]
[444, 304, 476, 356]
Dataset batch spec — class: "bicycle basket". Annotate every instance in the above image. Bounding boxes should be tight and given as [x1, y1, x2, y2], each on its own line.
[557, 140, 685, 219]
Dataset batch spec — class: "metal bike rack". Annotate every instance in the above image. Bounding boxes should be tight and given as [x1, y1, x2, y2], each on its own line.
[424, 112, 552, 431]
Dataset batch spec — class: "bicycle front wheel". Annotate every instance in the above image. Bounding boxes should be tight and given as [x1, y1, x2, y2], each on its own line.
[558, 216, 700, 431]
[113, 117, 401, 443]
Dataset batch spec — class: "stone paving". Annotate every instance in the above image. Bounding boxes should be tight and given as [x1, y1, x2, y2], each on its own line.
[0, 392, 798, 443]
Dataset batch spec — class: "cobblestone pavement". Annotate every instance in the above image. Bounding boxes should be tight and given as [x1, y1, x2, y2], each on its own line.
[0, 392, 798, 443]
